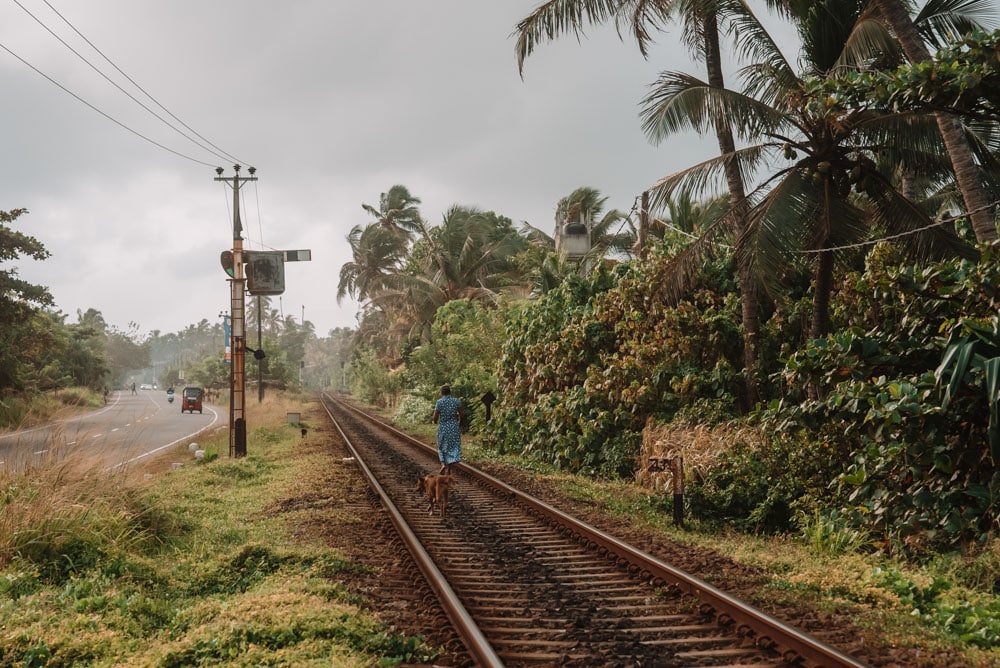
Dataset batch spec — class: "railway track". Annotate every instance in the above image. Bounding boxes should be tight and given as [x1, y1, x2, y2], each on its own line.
[320, 393, 869, 667]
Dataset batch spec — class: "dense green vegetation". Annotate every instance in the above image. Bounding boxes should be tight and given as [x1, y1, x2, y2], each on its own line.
[7, 2, 1000, 662]
[336, 2, 1000, 560]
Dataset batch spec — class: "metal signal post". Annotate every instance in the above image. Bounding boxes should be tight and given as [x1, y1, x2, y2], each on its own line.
[215, 165, 256, 457]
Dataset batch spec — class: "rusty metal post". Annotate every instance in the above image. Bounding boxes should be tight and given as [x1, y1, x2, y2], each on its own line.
[215, 165, 256, 457]
[672, 456, 684, 527]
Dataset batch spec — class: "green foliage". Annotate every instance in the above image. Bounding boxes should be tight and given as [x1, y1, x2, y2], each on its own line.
[686, 432, 844, 533]
[403, 299, 505, 428]
[797, 509, 870, 556]
[188, 545, 292, 596]
[874, 566, 1000, 649]
[935, 316, 1000, 458]
[761, 247, 1000, 550]
[393, 394, 434, 427]
[186, 354, 229, 391]
[812, 29, 1000, 121]
[350, 347, 400, 408]
[486, 254, 744, 478]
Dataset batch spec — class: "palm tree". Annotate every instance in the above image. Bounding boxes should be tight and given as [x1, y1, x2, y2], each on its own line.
[337, 222, 409, 304]
[641, 0, 978, 341]
[515, 0, 765, 405]
[361, 184, 425, 243]
[871, 0, 998, 243]
[372, 206, 528, 344]
[650, 190, 728, 239]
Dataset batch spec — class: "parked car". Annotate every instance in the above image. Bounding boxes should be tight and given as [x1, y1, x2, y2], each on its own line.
[181, 387, 203, 414]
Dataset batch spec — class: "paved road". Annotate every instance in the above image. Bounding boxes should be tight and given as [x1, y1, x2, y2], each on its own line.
[0, 390, 221, 470]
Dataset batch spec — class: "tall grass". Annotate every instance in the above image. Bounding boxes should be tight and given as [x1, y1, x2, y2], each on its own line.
[0, 444, 170, 582]
[0, 392, 436, 667]
[0, 387, 102, 432]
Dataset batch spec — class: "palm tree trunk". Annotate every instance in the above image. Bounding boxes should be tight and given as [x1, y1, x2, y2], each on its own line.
[704, 11, 762, 408]
[875, 0, 997, 243]
[811, 249, 835, 339]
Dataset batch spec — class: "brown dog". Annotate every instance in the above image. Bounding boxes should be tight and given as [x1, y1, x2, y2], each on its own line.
[415, 474, 455, 517]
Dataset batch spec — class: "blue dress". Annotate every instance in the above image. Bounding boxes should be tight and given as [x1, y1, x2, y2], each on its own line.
[434, 395, 462, 465]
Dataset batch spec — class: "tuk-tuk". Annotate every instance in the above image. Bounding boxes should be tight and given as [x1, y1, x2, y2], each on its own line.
[181, 387, 204, 414]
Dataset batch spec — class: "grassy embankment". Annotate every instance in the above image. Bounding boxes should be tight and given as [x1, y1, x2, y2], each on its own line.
[0, 392, 437, 667]
[388, 407, 1000, 667]
[0, 388, 104, 434]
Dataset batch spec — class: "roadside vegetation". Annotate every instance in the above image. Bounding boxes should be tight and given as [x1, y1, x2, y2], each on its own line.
[6, 3, 1000, 666]
[0, 394, 437, 667]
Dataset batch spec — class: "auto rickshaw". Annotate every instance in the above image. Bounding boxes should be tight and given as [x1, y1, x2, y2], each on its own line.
[181, 387, 203, 414]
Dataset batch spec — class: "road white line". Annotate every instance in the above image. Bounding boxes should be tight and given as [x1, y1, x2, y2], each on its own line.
[111, 407, 222, 470]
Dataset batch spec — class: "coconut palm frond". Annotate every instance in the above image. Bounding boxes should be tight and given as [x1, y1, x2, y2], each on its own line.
[723, 0, 795, 80]
[837, 10, 902, 71]
[647, 144, 771, 212]
[363, 185, 424, 237]
[653, 211, 734, 306]
[798, 1, 862, 74]
[865, 173, 979, 261]
[622, 0, 674, 57]
[738, 62, 802, 109]
[640, 71, 790, 144]
[738, 170, 822, 292]
[916, 0, 999, 48]
[514, 0, 631, 74]
[520, 221, 556, 246]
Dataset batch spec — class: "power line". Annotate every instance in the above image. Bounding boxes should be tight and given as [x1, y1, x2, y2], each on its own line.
[795, 199, 1000, 254]
[12, 0, 245, 166]
[0, 40, 218, 167]
[38, 0, 249, 167]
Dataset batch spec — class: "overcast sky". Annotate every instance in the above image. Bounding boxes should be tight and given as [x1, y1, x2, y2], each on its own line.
[3, 1, 776, 337]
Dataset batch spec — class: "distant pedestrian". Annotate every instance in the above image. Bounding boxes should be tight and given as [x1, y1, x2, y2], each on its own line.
[131, 383, 136, 395]
[432, 385, 462, 475]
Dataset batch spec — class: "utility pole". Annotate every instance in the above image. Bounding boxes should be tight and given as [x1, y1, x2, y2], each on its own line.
[257, 294, 264, 404]
[215, 164, 256, 457]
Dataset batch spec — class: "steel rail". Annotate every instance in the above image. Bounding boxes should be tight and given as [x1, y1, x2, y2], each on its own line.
[320, 395, 504, 667]
[327, 393, 869, 668]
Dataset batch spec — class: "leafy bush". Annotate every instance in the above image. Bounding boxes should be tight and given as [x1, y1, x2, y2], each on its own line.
[350, 347, 400, 408]
[403, 299, 505, 430]
[755, 246, 1000, 550]
[487, 254, 744, 478]
[394, 394, 434, 427]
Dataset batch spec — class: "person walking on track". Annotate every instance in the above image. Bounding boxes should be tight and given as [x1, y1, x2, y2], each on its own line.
[432, 385, 462, 475]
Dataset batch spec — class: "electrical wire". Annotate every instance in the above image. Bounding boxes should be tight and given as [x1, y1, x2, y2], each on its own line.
[794, 199, 1000, 254]
[0, 40, 218, 167]
[39, 0, 248, 167]
[11, 0, 245, 167]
